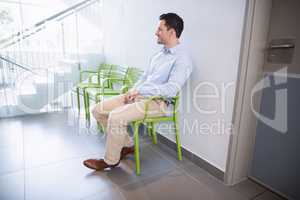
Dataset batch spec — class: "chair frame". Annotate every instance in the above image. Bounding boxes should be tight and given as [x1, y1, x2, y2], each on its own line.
[132, 94, 182, 175]
[75, 64, 113, 113]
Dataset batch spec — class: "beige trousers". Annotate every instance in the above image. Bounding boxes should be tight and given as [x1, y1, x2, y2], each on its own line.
[92, 94, 167, 165]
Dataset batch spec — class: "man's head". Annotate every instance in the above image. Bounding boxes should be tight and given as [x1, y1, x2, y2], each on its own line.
[156, 13, 184, 46]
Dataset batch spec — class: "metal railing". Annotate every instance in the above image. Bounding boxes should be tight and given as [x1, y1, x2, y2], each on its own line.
[0, 54, 36, 74]
[0, 53, 34, 113]
[0, 0, 100, 49]
[0, 0, 103, 117]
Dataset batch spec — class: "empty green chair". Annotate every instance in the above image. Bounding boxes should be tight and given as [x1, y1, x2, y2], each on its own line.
[94, 67, 143, 100]
[75, 63, 112, 113]
[85, 67, 143, 131]
[120, 67, 143, 93]
[84, 65, 129, 122]
[85, 67, 143, 123]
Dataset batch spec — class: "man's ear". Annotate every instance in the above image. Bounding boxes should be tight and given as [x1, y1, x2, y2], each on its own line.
[170, 28, 176, 37]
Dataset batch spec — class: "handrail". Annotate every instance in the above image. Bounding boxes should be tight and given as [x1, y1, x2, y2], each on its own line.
[0, 54, 37, 74]
[0, 0, 100, 49]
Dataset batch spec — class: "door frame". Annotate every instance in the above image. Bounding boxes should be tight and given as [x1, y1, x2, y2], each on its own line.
[224, 0, 273, 185]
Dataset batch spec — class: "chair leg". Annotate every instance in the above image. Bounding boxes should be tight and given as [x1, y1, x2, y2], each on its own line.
[151, 122, 157, 144]
[95, 95, 102, 132]
[133, 122, 140, 175]
[76, 87, 80, 111]
[82, 88, 88, 120]
[147, 122, 152, 137]
[174, 117, 182, 161]
[85, 91, 90, 122]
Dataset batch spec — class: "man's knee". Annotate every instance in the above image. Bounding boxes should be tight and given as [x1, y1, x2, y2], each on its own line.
[92, 103, 105, 120]
[108, 110, 128, 127]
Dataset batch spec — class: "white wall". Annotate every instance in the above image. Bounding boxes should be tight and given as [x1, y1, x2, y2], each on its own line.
[102, 0, 247, 171]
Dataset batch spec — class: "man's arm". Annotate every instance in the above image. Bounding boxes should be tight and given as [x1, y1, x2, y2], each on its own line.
[124, 56, 154, 102]
[124, 62, 150, 103]
[131, 55, 154, 89]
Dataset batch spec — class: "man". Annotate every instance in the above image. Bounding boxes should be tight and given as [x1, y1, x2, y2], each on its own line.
[83, 13, 193, 170]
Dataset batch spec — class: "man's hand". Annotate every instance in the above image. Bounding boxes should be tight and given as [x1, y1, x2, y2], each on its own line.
[124, 89, 139, 104]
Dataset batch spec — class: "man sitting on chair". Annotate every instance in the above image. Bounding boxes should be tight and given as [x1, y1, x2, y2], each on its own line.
[83, 13, 193, 171]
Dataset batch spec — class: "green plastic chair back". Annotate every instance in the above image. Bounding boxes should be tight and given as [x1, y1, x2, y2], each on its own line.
[123, 67, 143, 91]
[79, 63, 111, 83]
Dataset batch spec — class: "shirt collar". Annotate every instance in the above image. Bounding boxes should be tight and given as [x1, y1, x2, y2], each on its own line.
[162, 43, 181, 55]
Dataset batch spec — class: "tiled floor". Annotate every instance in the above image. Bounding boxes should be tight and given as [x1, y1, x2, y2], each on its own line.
[0, 110, 285, 200]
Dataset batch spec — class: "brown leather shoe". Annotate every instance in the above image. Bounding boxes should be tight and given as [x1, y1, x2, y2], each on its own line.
[83, 159, 119, 170]
[120, 146, 135, 160]
[83, 146, 134, 170]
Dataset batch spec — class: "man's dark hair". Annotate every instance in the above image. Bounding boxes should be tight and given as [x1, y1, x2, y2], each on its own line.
[159, 13, 184, 38]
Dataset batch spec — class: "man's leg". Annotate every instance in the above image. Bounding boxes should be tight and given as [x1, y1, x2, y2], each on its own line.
[84, 94, 129, 170]
[84, 97, 167, 170]
[104, 98, 167, 165]
[91, 94, 126, 130]
[91, 94, 133, 148]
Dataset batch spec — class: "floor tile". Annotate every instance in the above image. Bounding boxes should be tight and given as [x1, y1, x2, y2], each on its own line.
[0, 146, 24, 175]
[23, 122, 105, 168]
[231, 179, 266, 199]
[254, 191, 287, 200]
[0, 171, 24, 200]
[82, 187, 126, 200]
[25, 157, 115, 200]
[149, 141, 194, 168]
[180, 162, 249, 200]
[0, 111, 280, 200]
[103, 143, 177, 187]
[0, 119, 23, 148]
[119, 168, 226, 200]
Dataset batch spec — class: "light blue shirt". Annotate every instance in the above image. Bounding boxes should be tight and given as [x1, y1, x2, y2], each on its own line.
[134, 43, 193, 98]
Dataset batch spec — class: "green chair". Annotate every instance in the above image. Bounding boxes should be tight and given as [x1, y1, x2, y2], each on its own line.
[75, 63, 112, 113]
[131, 93, 182, 175]
[84, 65, 130, 122]
[121, 67, 144, 93]
[86, 67, 143, 130]
[92, 67, 143, 106]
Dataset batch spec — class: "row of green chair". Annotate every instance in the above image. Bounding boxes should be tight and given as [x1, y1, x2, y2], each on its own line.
[75, 63, 142, 121]
[76, 63, 112, 114]
[74, 63, 182, 175]
[85, 67, 143, 122]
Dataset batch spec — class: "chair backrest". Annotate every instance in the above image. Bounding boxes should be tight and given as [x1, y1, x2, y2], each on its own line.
[96, 64, 125, 87]
[98, 63, 113, 77]
[98, 63, 112, 70]
[79, 63, 111, 83]
[125, 67, 143, 88]
[109, 65, 128, 79]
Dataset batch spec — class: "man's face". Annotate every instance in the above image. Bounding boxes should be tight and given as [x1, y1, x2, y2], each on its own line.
[155, 20, 173, 44]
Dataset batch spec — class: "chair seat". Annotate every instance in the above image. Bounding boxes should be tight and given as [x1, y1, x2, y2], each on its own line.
[133, 116, 173, 123]
[85, 88, 122, 96]
[77, 82, 99, 88]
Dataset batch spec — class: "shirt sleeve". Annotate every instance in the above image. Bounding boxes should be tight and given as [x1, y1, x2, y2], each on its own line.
[132, 68, 148, 89]
[132, 57, 153, 89]
[136, 55, 193, 97]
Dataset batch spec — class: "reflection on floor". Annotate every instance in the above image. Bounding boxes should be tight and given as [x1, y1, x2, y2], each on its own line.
[0, 110, 285, 200]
